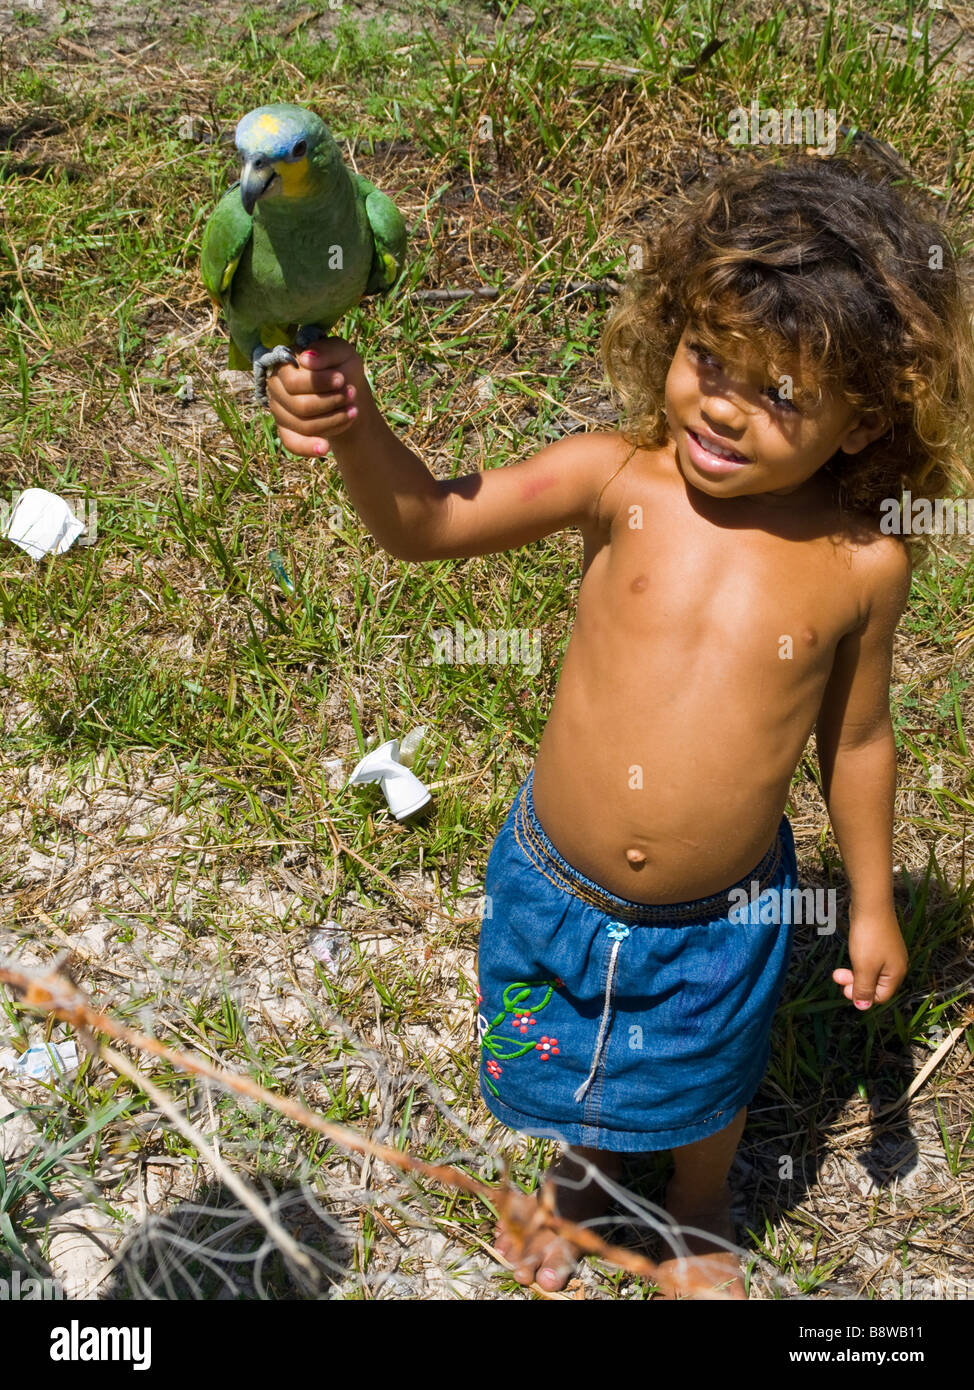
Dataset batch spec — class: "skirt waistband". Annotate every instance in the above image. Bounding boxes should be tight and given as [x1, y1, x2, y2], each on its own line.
[514, 768, 784, 925]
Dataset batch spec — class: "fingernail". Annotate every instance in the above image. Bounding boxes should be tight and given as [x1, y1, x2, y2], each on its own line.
[347, 406, 357, 419]
[314, 440, 328, 455]
[855, 1000, 871, 1010]
[303, 350, 318, 361]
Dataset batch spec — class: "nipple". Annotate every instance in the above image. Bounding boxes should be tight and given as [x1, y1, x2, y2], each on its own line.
[625, 848, 647, 867]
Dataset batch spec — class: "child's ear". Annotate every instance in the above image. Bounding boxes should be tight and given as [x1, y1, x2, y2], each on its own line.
[839, 413, 888, 456]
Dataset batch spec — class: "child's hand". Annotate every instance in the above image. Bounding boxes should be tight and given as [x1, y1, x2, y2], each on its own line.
[265, 336, 372, 458]
[832, 909, 908, 1010]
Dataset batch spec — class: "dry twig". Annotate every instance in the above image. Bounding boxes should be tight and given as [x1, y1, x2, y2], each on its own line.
[0, 961, 733, 1299]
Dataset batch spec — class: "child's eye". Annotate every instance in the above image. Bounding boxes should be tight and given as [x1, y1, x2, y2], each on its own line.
[764, 385, 799, 414]
[687, 341, 720, 367]
[689, 339, 801, 414]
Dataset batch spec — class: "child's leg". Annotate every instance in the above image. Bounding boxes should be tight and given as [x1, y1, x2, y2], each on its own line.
[495, 1144, 622, 1292]
[495, 1113, 748, 1297]
[657, 1104, 748, 1299]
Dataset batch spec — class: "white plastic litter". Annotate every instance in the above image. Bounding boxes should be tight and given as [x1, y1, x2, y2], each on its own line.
[1, 488, 87, 559]
[308, 919, 350, 972]
[322, 756, 345, 790]
[0, 1040, 80, 1081]
[348, 733, 430, 819]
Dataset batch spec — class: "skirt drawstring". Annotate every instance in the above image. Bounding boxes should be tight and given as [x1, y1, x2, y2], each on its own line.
[573, 926, 627, 1103]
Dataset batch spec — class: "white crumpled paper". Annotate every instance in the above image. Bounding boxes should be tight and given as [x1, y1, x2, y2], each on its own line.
[1, 488, 87, 559]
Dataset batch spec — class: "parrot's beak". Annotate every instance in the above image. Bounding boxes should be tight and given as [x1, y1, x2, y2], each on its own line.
[240, 159, 277, 215]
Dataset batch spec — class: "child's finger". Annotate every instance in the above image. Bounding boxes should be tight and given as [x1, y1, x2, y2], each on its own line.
[304, 368, 355, 398]
[296, 337, 350, 367]
[266, 358, 312, 395]
[871, 965, 904, 1004]
[834, 964, 879, 1009]
[275, 424, 330, 459]
[851, 984, 875, 1009]
[832, 967, 862, 1007]
[267, 360, 352, 403]
[832, 967, 853, 1000]
[267, 386, 351, 427]
[275, 411, 356, 446]
[266, 367, 350, 412]
[850, 961, 880, 1009]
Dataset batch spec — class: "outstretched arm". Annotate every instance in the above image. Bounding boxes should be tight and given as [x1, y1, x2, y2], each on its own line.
[266, 337, 625, 560]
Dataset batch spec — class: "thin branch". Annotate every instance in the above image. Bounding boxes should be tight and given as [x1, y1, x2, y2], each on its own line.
[0, 962, 731, 1298]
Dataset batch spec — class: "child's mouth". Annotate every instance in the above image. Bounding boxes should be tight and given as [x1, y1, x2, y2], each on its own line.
[685, 427, 750, 475]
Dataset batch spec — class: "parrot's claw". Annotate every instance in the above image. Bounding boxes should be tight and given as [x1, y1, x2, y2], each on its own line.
[251, 345, 299, 404]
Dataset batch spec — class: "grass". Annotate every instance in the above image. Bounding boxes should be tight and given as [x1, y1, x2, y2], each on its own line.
[0, 0, 972, 1299]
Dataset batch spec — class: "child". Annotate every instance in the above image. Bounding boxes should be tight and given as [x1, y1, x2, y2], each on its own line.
[265, 153, 974, 1298]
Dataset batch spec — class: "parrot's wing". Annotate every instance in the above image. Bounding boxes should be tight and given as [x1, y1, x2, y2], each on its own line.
[201, 182, 253, 306]
[356, 174, 407, 297]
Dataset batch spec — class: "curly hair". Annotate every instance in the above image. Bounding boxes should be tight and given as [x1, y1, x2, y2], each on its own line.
[600, 152, 974, 564]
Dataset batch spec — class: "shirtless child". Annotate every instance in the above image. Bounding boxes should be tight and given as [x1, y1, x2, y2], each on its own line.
[266, 154, 974, 1297]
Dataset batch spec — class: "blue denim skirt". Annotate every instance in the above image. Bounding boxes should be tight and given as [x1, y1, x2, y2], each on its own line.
[476, 770, 798, 1152]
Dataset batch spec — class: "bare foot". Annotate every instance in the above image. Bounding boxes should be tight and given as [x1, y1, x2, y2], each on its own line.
[494, 1147, 622, 1292]
[654, 1178, 746, 1300]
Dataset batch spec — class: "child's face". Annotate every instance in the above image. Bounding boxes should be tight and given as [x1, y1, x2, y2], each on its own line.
[664, 324, 884, 503]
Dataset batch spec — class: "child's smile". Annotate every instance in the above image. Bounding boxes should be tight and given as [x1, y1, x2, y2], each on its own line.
[664, 325, 884, 503]
[684, 422, 752, 473]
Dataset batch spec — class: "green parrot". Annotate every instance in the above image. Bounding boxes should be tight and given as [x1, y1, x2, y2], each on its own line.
[201, 103, 407, 402]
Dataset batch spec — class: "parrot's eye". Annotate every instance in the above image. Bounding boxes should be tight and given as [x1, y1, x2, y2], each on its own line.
[291, 140, 307, 159]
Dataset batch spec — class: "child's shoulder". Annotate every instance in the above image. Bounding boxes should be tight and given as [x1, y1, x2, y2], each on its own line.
[550, 428, 653, 468]
[567, 428, 669, 497]
[825, 491, 913, 576]
[557, 428, 667, 468]
[855, 528, 913, 608]
[785, 471, 911, 579]
[824, 502, 913, 625]
[528, 429, 662, 519]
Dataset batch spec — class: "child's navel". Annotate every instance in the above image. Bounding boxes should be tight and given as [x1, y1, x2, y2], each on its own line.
[630, 575, 649, 593]
[626, 847, 647, 866]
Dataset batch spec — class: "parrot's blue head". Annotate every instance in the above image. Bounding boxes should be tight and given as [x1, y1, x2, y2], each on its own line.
[235, 104, 339, 215]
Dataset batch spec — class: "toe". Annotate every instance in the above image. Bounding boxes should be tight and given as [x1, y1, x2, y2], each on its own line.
[535, 1240, 576, 1291]
[494, 1227, 514, 1261]
[512, 1255, 541, 1286]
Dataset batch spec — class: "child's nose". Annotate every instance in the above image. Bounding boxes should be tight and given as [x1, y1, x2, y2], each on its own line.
[701, 400, 749, 434]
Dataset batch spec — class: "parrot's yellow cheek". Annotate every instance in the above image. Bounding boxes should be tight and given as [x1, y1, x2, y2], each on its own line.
[275, 156, 313, 198]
